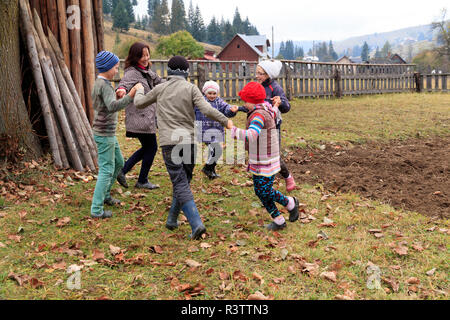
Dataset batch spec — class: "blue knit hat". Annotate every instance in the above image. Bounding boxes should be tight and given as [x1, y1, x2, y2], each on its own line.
[96, 51, 119, 73]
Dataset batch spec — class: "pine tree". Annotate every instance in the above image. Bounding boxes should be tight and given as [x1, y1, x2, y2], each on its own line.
[222, 21, 234, 46]
[153, 0, 170, 34]
[103, 0, 113, 15]
[329, 40, 338, 60]
[381, 41, 392, 58]
[374, 46, 382, 58]
[170, 0, 187, 33]
[295, 46, 304, 59]
[113, 0, 131, 31]
[187, 0, 195, 35]
[148, 0, 160, 23]
[207, 16, 222, 45]
[361, 41, 369, 61]
[279, 41, 285, 58]
[190, 5, 206, 42]
[232, 8, 242, 34]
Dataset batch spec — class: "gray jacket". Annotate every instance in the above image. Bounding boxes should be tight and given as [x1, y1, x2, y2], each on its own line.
[117, 66, 163, 134]
[134, 75, 229, 147]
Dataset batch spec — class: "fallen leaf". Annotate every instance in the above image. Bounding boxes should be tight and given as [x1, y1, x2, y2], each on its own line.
[247, 291, 269, 300]
[185, 259, 202, 268]
[29, 278, 44, 289]
[109, 245, 122, 256]
[382, 277, 399, 292]
[219, 271, 230, 280]
[200, 242, 212, 249]
[302, 263, 319, 277]
[8, 235, 22, 243]
[407, 277, 420, 285]
[56, 217, 71, 228]
[149, 245, 163, 254]
[426, 268, 436, 276]
[393, 245, 408, 256]
[92, 249, 105, 261]
[320, 271, 337, 283]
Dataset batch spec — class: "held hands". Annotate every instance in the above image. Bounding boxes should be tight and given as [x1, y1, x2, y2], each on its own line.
[128, 83, 144, 98]
[116, 88, 126, 99]
[271, 96, 281, 108]
[230, 105, 239, 113]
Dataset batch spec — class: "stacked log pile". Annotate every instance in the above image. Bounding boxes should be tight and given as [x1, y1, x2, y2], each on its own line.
[29, 0, 104, 124]
[19, 0, 97, 172]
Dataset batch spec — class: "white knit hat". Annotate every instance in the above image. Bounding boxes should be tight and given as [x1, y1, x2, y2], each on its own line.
[258, 60, 282, 79]
[202, 81, 220, 94]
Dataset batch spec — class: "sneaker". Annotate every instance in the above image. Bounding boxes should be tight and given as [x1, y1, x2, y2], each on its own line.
[91, 210, 113, 219]
[104, 197, 121, 206]
[265, 221, 287, 231]
[288, 197, 300, 222]
[285, 176, 296, 192]
[135, 181, 160, 190]
[117, 171, 128, 188]
[189, 225, 207, 240]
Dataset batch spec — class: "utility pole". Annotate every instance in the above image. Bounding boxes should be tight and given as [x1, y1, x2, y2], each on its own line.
[272, 26, 274, 59]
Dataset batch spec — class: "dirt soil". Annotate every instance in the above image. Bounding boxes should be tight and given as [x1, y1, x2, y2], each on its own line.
[287, 137, 450, 218]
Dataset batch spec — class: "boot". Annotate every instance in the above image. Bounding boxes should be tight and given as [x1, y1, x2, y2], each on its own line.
[285, 175, 296, 192]
[181, 200, 206, 240]
[211, 163, 220, 179]
[202, 164, 216, 180]
[288, 197, 300, 222]
[166, 197, 181, 230]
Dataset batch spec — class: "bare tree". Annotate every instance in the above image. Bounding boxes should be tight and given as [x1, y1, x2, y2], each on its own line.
[0, 0, 42, 162]
[431, 8, 450, 58]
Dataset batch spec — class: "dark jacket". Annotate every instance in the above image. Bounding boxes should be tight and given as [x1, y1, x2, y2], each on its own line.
[195, 96, 236, 143]
[117, 66, 163, 135]
[261, 79, 290, 126]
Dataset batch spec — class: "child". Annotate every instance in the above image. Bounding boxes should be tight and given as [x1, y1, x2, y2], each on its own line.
[134, 56, 233, 240]
[256, 60, 296, 192]
[195, 81, 239, 179]
[90, 51, 141, 219]
[231, 82, 299, 231]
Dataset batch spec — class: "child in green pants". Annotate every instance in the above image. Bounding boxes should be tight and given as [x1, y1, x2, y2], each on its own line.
[90, 51, 141, 218]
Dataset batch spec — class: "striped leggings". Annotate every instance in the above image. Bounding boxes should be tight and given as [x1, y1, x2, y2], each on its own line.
[253, 175, 289, 218]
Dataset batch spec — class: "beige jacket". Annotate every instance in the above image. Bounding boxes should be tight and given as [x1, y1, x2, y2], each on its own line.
[134, 75, 229, 147]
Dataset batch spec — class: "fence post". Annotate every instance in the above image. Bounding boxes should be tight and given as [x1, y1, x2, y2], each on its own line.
[284, 62, 292, 100]
[414, 72, 422, 93]
[197, 63, 206, 91]
[334, 68, 342, 98]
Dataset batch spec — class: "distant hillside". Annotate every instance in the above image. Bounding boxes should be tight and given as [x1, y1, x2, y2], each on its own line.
[275, 23, 442, 61]
[103, 19, 222, 59]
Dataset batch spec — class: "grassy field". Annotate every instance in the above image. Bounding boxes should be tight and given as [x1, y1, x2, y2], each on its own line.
[0, 93, 449, 300]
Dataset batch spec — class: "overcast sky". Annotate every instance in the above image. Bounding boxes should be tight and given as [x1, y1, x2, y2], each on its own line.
[135, 0, 449, 41]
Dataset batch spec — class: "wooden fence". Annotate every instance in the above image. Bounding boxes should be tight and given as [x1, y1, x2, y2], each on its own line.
[112, 59, 448, 101]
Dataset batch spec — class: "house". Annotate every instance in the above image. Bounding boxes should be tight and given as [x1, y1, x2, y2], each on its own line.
[200, 50, 219, 62]
[370, 53, 407, 64]
[336, 55, 355, 64]
[217, 34, 271, 62]
[302, 55, 319, 62]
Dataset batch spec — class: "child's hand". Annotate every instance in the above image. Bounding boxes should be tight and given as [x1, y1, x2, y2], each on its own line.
[230, 105, 238, 113]
[116, 88, 126, 99]
[226, 120, 233, 129]
[128, 83, 143, 98]
[271, 96, 281, 108]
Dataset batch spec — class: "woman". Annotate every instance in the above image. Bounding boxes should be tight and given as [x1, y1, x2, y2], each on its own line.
[115, 42, 163, 190]
[255, 60, 296, 192]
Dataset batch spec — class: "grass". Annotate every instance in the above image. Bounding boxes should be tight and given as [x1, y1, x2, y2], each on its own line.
[0, 93, 449, 300]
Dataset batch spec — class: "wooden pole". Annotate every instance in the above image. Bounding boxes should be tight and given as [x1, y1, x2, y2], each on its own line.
[47, 29, 97, 163]
[46, 0, 58, 39]
[80, 0, 95, 124]
[32, 24, 85, 171]
[57, 0, 71, 69]
[67, 0, 86, 114]
[33, 10, 96, 171]
[18, 0, 62, 168]
[39, 0, 49, 34]
[92, 0, 104, 52]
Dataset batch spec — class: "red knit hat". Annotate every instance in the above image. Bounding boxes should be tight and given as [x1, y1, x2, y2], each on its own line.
[239, 82, 266, 104]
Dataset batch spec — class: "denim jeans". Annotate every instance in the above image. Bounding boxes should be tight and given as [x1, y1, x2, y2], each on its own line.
[91, 135, 124, 216]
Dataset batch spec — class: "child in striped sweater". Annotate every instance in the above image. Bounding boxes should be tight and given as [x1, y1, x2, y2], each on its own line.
[231, 82, 299, 230]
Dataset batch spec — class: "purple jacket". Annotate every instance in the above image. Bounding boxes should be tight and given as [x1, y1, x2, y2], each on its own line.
[195, 96, 236, 143]
[262, 79, 291, 126]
